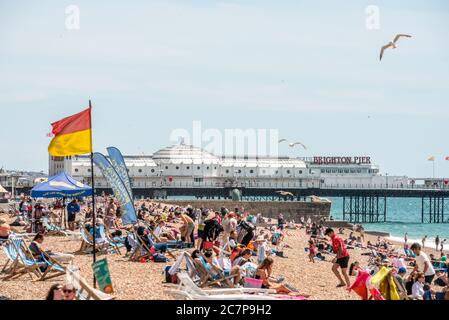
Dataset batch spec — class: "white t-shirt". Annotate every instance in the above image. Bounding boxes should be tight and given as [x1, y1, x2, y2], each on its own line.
[415, 252, 435, 276]
[411, 281, 424, 299]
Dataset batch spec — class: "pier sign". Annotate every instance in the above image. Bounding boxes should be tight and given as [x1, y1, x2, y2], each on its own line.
[313, 156, 371, 165]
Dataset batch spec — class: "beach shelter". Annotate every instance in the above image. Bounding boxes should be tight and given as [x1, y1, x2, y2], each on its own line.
[31, 171, 92, 198]
[31, 172, 92, 229]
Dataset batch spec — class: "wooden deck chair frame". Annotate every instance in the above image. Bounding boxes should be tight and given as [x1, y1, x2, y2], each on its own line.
[2, 238, 43, 281]
[38, 251, 67, 281]
[66, 267, 115, 300]
[148, 228, 178, 259]
[77, 223, 113, 255]
[128, 232, 152, 262]
[191, 253, 235, 288]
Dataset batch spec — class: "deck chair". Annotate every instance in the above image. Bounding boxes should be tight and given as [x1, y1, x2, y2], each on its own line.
[148, 229, 179, 259]
[77, 223, 116, 255]
[2, 238, 44, 281]
[190, 253, 236, 288]
[66, 266, 115, 300]
[38, 251, 67, 281]
[128, 232, 152, 262]
[42, 217, 68, 236]
[98, 225, 124, 255]
[164, 271, 278, 300]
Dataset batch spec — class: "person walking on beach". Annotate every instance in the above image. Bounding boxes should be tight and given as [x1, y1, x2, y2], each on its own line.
[410, 243, 435, 285]
[325, 227, 351, 288]
[441, 239, 447, 252]
[422, 235, 427, 248]
[435, 236, 440, 252]
[404, 232, 408, 244]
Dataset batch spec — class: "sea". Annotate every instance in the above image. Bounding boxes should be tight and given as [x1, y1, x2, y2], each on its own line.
[162, 195, 449, 251]
[329, 197, 449, 251]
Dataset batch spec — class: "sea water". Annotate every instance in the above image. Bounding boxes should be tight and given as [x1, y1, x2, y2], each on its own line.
[330, 197, 449, 250]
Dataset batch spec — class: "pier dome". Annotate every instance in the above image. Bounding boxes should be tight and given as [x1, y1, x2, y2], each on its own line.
[152, 144, 220, 165]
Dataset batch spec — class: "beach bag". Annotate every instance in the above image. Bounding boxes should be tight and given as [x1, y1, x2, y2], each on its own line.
[153, 253, 168, 263]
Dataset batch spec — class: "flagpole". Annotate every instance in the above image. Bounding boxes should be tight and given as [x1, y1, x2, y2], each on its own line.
[89, 99, 97, 288]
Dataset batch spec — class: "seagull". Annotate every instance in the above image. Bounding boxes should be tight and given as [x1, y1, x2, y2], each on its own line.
[379, 34, 412, 61]
[288, 141, 307, 150]
[279, 139, 307, 149]
[276, 190, 294, 197]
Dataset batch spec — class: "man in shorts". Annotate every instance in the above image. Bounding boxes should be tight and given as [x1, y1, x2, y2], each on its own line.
[66, 199, 80, 231]
[325, 227, 351, 288]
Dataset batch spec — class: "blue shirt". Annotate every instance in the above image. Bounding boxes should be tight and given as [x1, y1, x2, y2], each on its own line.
[67, 203, 80, 215]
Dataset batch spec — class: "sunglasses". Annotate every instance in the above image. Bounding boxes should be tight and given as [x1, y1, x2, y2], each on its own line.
[63, 289, 74, 293]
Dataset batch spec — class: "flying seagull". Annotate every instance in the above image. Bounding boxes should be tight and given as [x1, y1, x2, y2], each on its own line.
[288, 141, 307, 150]
[279, 139, 307, 149]
[379, 34, 412, 60]
[276, 190, 294, 197]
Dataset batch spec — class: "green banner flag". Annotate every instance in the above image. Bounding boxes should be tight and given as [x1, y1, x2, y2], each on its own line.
[92, 258, 114, 294]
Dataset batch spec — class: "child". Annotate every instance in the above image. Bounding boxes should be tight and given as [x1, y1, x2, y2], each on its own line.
[308, 239, 316, 263]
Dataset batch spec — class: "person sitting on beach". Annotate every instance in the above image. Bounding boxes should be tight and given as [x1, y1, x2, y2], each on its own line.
[393, 267, 408, 300]
[411, 272, 426, 300]
[45, 284, 64, 300]
[255, 257, 297, 295]
[62, 284, 77, 300]
[233, 248, 253, 267]
[0, 218, 11, 241]
[410, 243, 436, 285]
[136, 226, 167, 253]
[325, 227, 351, 289]
[201, 249, 241, 285]
[28, 233, 74, 265]
[153, 220, 175, 241]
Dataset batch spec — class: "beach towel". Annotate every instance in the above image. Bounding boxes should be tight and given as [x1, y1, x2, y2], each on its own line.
[370, 266, 390, 287]
[349, 270, 371, 300]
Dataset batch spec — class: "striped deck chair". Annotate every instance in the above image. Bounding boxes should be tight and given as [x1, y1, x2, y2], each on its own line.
[38, 251, 66, 281]
[42, 217, 68, 236]
[77, 223, 114, 255]
[66, 266, 115, 300]
[2, 237, 44, 281]
[98, 225, 123, 255]
[128, 232, 153, 262]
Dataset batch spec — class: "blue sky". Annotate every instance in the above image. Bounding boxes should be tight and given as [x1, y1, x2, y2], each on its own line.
[1, 0, 449, 177]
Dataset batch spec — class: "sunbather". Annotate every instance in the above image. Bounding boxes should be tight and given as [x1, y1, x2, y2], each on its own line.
[0, 218, 11, 240]
[255, 257, 294, 294]
[29, 233, 74, 264]
[202, 249, 242, 285]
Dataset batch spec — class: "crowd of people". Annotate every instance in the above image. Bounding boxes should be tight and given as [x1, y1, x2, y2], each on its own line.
[302, 219, 449, 300]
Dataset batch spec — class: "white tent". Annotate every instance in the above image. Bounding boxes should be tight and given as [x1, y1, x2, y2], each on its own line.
[0, 184, 7, 195]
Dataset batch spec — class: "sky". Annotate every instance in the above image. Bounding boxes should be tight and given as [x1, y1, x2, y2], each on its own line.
[0, 0, 449, 177]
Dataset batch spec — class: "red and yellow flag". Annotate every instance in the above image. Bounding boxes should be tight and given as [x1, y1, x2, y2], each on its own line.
[48, 107, 92, 156]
